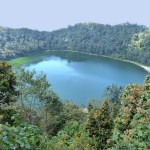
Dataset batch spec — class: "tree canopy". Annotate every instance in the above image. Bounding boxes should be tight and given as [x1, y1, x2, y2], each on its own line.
[0, 61, 17, 104]
[1, 23, 150, 65]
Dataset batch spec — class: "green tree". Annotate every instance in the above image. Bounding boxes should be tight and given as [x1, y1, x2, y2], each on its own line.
[63, 101, 87, 123]
[40, 91, 64, 137]
[16, 68, 64, 136]
[0, 61, 17, 104]
[86, 99, 113, 149]
[0, 123, 48, 149]
[109, 75, 150, 149]
[104, 84, 124, 118]
[104, 84, 123, 103]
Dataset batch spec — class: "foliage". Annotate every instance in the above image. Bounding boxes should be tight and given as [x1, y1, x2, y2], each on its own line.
[0, 62, 150, 149]
[1, 23, 149, 65]
[109, 75, 150, 149]
[15, 68, 43, 124]
[0, 123, 48, 150]
[0, 106, 17, 125]
[104, 84, 124, 103]
[128, 28, 150, 65]
[86, 99, 113, 149]
[15, 68, 64, 136]
[103, 84, 124, 118]
[48, 121, 95, 150]
[63, 101, 87, 123]
[40, 107, 64, 137]
[0, 61, 17, 104]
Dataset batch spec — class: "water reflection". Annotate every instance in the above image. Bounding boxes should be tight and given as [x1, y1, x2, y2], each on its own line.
[23, 51, 148, 105]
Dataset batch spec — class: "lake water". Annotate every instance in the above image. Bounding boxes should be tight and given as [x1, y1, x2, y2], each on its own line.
[18, 51, 148, 105]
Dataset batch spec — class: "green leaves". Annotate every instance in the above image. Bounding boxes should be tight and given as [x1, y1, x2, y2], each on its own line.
[133, 113, 141, 120]
[109, 75, 150, 149]
[0, 62, 150, 149]
[0, 61, 17, 104]
[86, 100, 113, 149]
[0, 124, 48, 149]
[16, 68, 64, 136]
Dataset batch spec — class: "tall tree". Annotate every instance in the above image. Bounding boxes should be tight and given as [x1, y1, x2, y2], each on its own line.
[104, 84, 124, 118]
[16, 68, 64, 136]
[0, 61, 17, 104]
[86, 99, 113, 149]
[109, 75, 150, 149]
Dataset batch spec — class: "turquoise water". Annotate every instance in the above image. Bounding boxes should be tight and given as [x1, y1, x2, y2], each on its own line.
[22, 51, 148, 105]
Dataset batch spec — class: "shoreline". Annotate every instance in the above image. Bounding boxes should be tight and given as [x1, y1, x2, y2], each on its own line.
[48, 50, 150, 73]
[8, 49, 150, 73]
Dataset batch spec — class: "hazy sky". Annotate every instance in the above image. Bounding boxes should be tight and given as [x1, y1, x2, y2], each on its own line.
[0, 0, 150, 31]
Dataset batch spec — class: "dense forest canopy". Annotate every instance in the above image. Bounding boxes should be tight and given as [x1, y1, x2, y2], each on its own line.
[1, 23, 150, 65]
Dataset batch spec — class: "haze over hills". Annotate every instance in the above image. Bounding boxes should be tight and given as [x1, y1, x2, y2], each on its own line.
[0, 22, 150, 65]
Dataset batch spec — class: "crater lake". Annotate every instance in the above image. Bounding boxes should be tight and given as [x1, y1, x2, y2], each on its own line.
[10, 51, 148, 105]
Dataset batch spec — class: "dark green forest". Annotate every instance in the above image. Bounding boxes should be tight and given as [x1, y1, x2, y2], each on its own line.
[1, 23, 150, 65]
[0, 61, 150, 149]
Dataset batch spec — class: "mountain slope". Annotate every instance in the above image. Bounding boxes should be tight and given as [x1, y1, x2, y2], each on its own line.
[0, 23, 149, 64]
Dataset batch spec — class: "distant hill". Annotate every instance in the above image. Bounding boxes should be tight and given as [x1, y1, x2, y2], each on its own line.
[1, 23, 150, 65]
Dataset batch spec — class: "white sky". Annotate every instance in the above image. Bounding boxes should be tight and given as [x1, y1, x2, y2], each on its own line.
[0, 0, 150, 31]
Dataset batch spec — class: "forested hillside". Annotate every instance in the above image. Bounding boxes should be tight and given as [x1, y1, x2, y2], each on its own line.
[128, 28, 150, 64]
[1, 23, 150, 65]
[0, 61, 150, 149]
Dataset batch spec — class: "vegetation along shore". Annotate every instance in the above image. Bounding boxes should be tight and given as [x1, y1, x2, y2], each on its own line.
[0, 22, 150, 149]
